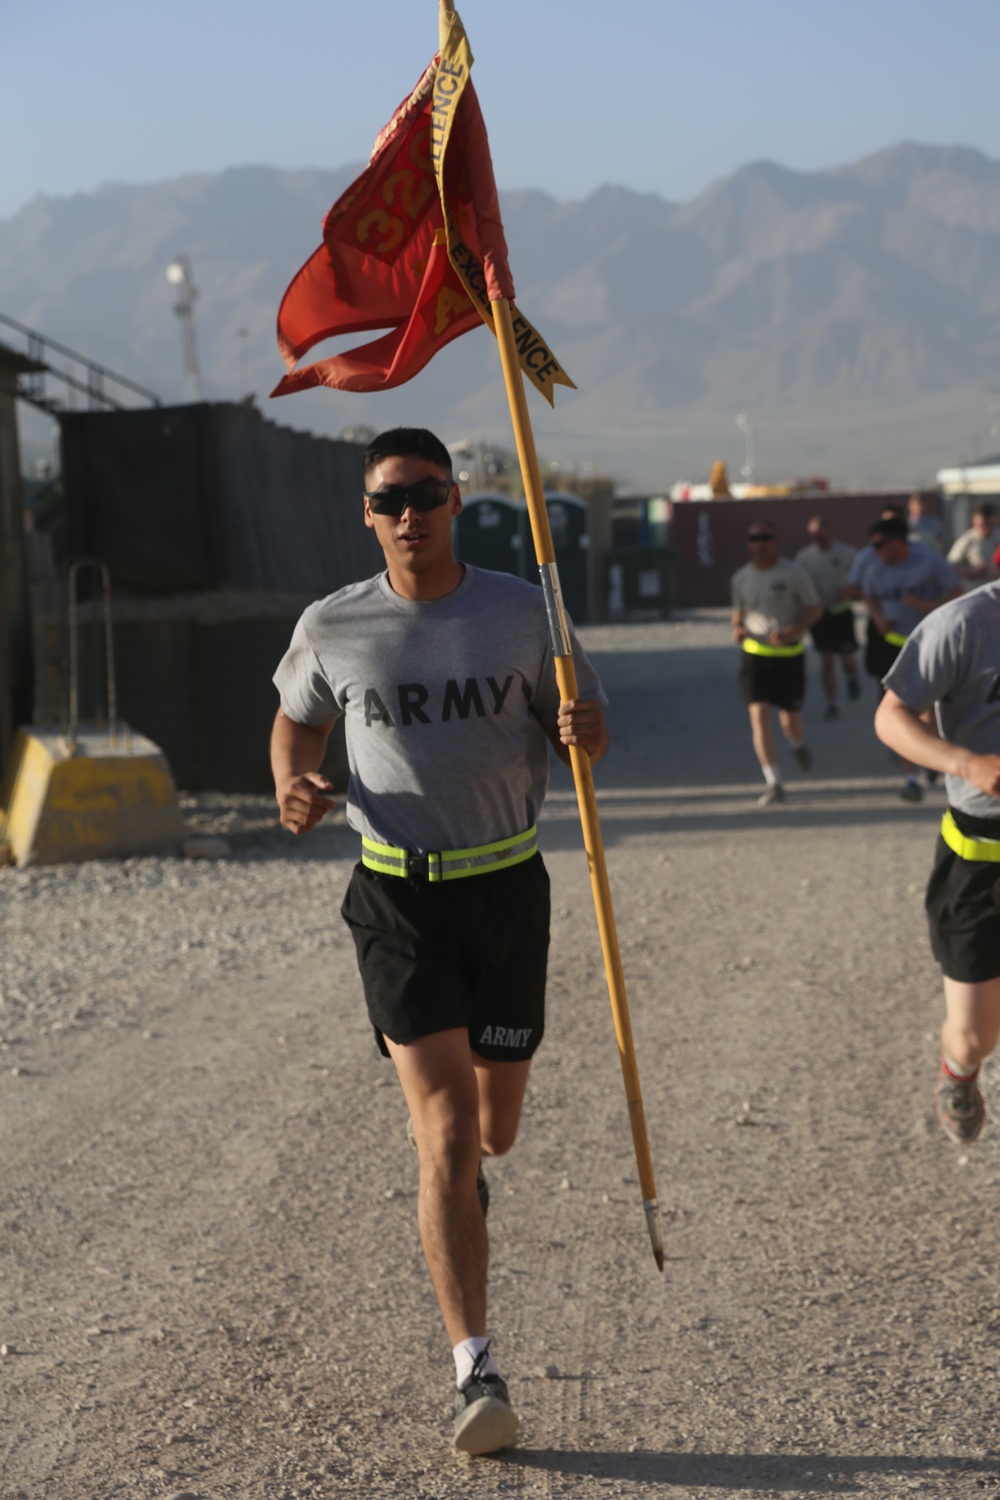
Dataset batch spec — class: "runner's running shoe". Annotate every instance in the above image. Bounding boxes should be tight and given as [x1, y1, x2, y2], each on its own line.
[935, 1065, 985, 1144]
[757, 784, 786, 808]
[823, 703, 839, 721]
[846, 675, 861, 701]
[899, 781, 923, 803]
[793, 745, 814, 772]
[453, 1349, 519, 1455]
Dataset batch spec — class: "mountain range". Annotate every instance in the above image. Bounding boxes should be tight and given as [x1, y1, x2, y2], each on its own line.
[3, 142, 1000, 493]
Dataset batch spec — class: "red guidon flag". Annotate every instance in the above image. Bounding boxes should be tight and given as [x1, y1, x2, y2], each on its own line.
[271, 6, 573, 405]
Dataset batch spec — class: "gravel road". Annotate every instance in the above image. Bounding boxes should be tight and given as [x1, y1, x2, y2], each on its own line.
[2, 611, 998, 1499]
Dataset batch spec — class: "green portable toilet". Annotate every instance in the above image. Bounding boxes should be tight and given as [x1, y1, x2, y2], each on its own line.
[454, 493, 527, 577]
[542, 491, 591, 623]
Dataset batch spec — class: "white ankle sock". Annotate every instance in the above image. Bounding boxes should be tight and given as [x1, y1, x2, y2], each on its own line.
[944, 1055, 979, 1080]
[453, 1336, 500, 1387]
[763, 765, 782, 787]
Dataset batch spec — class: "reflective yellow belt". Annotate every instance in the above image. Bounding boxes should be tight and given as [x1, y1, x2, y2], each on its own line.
[361, 825, 538, 882]
[941, 810, 1000, 864]
[742, 638, 805, 659]
[830, 601, 854, 615]
[883, 630, 908, 648]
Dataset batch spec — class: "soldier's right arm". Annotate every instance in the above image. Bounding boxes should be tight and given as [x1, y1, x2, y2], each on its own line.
[270, 707, 336, 834]
[875, 692, 1000, 797]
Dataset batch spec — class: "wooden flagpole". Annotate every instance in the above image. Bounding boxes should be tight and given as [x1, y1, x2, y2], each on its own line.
[491, 296, 664, 1272]
[434, 0, 662, 1270]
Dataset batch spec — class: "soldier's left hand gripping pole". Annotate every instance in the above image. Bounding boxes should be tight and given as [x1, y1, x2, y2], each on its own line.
[491, 295, 664, 1272]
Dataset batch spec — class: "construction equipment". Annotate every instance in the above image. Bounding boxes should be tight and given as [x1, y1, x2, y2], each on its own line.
[0, 560, 186, 867]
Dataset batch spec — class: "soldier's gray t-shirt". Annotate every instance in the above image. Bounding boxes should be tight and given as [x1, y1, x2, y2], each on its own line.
[882, 581, 1000, 820]
[849, 538, 935, 598]
[273, 565, 605, 853]
[794, 539, 856, 610]
[862, 547, 960, 637]
[730, 557, 820, 641]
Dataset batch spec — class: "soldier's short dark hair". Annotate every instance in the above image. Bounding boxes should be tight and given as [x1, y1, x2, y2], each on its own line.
[363, 428, 453, 483]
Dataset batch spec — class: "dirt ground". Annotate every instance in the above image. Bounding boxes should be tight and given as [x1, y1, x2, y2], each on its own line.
[2, 611, 999, 1499]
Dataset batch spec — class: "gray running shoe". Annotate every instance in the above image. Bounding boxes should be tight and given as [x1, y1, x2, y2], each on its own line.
[846, 675, 861, 701]
[793, 745, 814, 772]
[406, 1117, 489, 1217]
[757, 784, 786, 808]
[898, 781, 923, 803]
[453, 1350, 519, 1455]
[935, 1065, 985, 1144]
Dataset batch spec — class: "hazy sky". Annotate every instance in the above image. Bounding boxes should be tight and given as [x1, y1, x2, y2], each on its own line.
[4, 0, 1000, 221]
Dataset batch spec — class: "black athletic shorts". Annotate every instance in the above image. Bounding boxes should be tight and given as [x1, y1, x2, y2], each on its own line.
[925, 810, 1000, 984]
[867, 630, 902, 682]
[739, 651, 805, 711]
[340, 852, 550, 1061]
[811, 609, 857, 655]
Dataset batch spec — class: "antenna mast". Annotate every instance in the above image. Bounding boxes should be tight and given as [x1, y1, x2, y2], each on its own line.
[166, 255, 203, 402]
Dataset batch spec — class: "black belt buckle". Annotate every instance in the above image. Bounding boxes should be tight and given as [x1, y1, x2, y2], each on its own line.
[406, 851, 429, 880]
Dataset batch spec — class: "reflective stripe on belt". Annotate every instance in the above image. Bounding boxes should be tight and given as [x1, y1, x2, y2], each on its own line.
[883, 630, 908, 648]
[361, 826, 538, 882]
[940, 810, 1000, 864]
[830, 601, 854, 614]
[742, 638, 805, 659]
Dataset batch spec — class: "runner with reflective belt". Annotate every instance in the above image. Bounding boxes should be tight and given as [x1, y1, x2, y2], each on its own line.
[795, 517, 861, 719]
[875, 579, 1000, 1144]
[730, 520, 822, 808]
[270, 427, 608, 1456]
[862, 515, 961, 802]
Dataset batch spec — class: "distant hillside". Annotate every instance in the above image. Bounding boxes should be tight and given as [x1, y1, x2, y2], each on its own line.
[3, 144, 1000, 491]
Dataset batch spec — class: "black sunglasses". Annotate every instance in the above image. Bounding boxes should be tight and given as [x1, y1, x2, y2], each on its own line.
[871, 538, 888, 551]
[364, 478, 453, 516]
[747, 532, 775, 543]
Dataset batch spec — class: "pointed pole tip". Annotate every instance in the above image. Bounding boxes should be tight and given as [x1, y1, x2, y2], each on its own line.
[644, 1200, 664, 1272]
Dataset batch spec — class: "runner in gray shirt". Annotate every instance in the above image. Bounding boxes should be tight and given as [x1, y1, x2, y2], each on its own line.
[875, 581, 1000, 1144]
[270, 427, 607, 1456]
[795, 515, 861, 719]
[863, 515, 961, 801]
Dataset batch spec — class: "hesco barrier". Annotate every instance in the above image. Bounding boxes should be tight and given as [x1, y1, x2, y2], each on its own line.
[33, 595, 348, 794]
[48, 403, 377, 791]
[60, 402, 381, 595]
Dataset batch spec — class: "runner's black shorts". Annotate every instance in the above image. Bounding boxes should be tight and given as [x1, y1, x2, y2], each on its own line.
[868, 630, 902, 682]
[738, 650, 805, 711]
[341, 852, 550, 1061]
[925, 810, 1000, 984]
[810, 609, 857, 655]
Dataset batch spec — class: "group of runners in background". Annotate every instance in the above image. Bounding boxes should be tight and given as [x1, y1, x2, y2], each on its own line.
[730, 492, 1000, 806]
[730, 494, 1000, 1153]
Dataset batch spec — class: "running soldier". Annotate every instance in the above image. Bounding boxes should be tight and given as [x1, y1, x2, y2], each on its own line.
[270, 427, 607, 1455]
[875, 580, 1000, 1143]
[731, 520, 822, 807]
[795, 515, 861, 719]
[948, 504, 1000, 590]
[861, 515, 961, 801]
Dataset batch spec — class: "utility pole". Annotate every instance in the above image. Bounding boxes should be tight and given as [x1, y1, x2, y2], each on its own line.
[736, 412, 755, 484]
[166, 255, 203, 402]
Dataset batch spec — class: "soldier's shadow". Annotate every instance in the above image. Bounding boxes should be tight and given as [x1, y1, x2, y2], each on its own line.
[494, 1447, 997, 1491]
